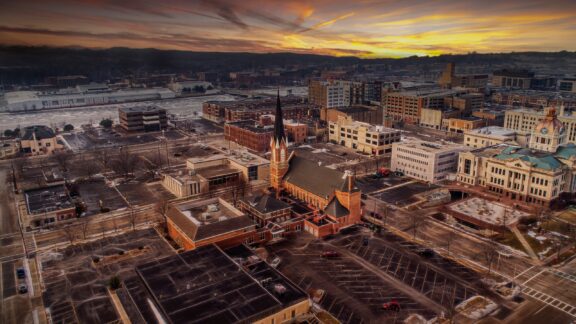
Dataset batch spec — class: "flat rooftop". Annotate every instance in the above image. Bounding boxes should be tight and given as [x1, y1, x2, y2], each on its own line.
[227, 120, 274, 133]
[448, 197, 528, 226]
[196, 165, 242, 179]
[168, 198, 254, 242]
[466, 126, 516, 138]
[188, 150, 269, 168]
[393, 140, 467, 154]
[119, 105, 165, 113]
[24, 185, 75, 214]
[129, 244, 307, 324]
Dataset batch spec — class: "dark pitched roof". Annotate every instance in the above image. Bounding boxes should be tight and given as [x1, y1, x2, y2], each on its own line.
[245, 194, 291, 214]
[273, 90, 286, 142]
[283, 155, 346, 198]
[324, 197, 349, 218]
[339, 175, 359, 193]
[22, 125, 55, 140]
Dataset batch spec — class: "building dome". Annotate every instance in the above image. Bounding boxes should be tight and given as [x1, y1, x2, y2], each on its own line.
[535, 108, 564, 136]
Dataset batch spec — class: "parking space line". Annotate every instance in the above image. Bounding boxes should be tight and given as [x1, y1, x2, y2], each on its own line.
[439, 277, 448, 306]
[420, 266, 429, 293]
[411, 263, 420, 287]
[393, 255, 404, 276]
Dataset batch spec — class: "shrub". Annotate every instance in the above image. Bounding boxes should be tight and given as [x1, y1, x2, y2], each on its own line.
[109, 276, 121, 290]
[63, 124, 74, 132]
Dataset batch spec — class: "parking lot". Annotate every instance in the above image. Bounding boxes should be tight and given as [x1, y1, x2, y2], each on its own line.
[269, 238, 437, 323]
[371, 182, 439, 207]
[40, 228, 174, 324]
[330, 232, 493, 313]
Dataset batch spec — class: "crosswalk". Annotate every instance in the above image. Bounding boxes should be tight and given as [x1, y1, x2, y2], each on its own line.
[521, 286, 576, 318]
[548, 268, 576, 284]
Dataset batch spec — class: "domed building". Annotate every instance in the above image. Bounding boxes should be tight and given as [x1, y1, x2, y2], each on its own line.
[529, 108, 566, 152]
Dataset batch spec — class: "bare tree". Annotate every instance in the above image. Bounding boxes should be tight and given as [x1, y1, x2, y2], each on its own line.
[80, 218, 91, 240]
[95, 148, 112, 171]
[128, 207, 138, 231]
[482, 240, 499, 275]
[52, 151, 72, 172]
[77, 158, 102, 179]
[156, 199, 171, 233]
[62, 224, 79, 245]
[231, 177, 248, 206]
[110, 148, 140, 177]
[142, 150, 166, 174]
[445, 228, 457, 256]
[410, 213, 426, 240]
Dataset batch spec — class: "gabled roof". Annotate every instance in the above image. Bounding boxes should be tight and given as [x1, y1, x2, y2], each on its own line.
[22, 125, 55, 140]
[324, 197, 349, 218]
[283, 155, 346, 198]
[245, 194, 291, 215]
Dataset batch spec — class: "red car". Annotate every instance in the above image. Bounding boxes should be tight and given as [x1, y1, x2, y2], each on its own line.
[382, 300, 400, 312]
[321, 251, 340, 258]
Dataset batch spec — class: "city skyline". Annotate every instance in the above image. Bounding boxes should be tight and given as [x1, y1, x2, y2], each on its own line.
[1, 0, 575, 58]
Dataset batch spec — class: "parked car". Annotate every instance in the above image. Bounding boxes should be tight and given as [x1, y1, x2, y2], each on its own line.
[362, 237, 370, 246]
[18, 284, 28, 294]
[269, 256, 281, 268]
[16, 267, 25, 279]
[382, 300, 400, 312]
[416, 248, 435, 258]
[321, 251, 340, 258]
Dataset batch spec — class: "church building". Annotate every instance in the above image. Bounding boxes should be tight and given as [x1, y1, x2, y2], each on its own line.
[269, 91, 362, 237]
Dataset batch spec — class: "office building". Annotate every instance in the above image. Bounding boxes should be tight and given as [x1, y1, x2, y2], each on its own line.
[464, 126, 530, 149]
[328, 116, 401, 155]
[559, 78, 576, 93]
[382, 89, 466, 124]
[118, 106, 167, 132]
[438, 63, 488, 89]
[492, 69, 535, 89]
[446, 116, 487, 133]
[391, 140, 470, 183]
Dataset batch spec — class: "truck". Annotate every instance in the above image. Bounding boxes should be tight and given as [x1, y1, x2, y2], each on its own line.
[374, 167, 390, 178]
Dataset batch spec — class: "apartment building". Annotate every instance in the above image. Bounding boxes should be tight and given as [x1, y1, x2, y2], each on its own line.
[328, 116, 401, 155]
[118, 106, 167, 132]
[224, 120, 273, 152]
[457, 144, 576, 206]
[308, 79, 362, 108]
[382, 89, 466, 124]
[446, 116, 487, 133]
[464, 126, 530, 149]
[391, 140, 470, 183]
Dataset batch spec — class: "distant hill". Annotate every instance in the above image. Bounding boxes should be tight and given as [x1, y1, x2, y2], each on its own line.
[1, 46, 575, 85]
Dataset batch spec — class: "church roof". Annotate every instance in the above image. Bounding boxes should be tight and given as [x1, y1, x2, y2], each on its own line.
[324, 197, 349, 218]
[273, 90, 286, 142]
[283, 155, 347, 198]
[244, 194, 291, 215]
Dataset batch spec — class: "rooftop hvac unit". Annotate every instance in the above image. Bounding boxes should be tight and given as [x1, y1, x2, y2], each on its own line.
[274, 284, 287, 295]
[207, 204, 219, 212]
[201, 212, 212, 221]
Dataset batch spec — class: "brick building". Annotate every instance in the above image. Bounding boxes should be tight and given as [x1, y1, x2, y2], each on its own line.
[269, 92, 362, 237]
[224, 120, 273, 152]
[166, 197, 256, 251]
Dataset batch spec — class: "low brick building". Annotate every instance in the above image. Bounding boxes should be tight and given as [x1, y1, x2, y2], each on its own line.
[224, 120, 273, 152]
[166, 197, 256, 250]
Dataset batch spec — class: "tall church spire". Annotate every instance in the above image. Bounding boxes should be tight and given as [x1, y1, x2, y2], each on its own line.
[273, 89, 286, 143]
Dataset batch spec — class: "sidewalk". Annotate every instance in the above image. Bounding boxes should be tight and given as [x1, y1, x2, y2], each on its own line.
[509, 226, 539, 261]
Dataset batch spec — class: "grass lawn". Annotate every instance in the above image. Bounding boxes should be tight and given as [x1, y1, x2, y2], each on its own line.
[494, 231, 524, 252]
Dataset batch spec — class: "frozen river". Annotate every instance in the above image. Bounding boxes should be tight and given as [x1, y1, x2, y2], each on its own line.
[0, 86, 307, 131]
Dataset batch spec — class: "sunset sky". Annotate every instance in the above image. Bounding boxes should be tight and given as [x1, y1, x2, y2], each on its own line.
[1, 0, 575, 58]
